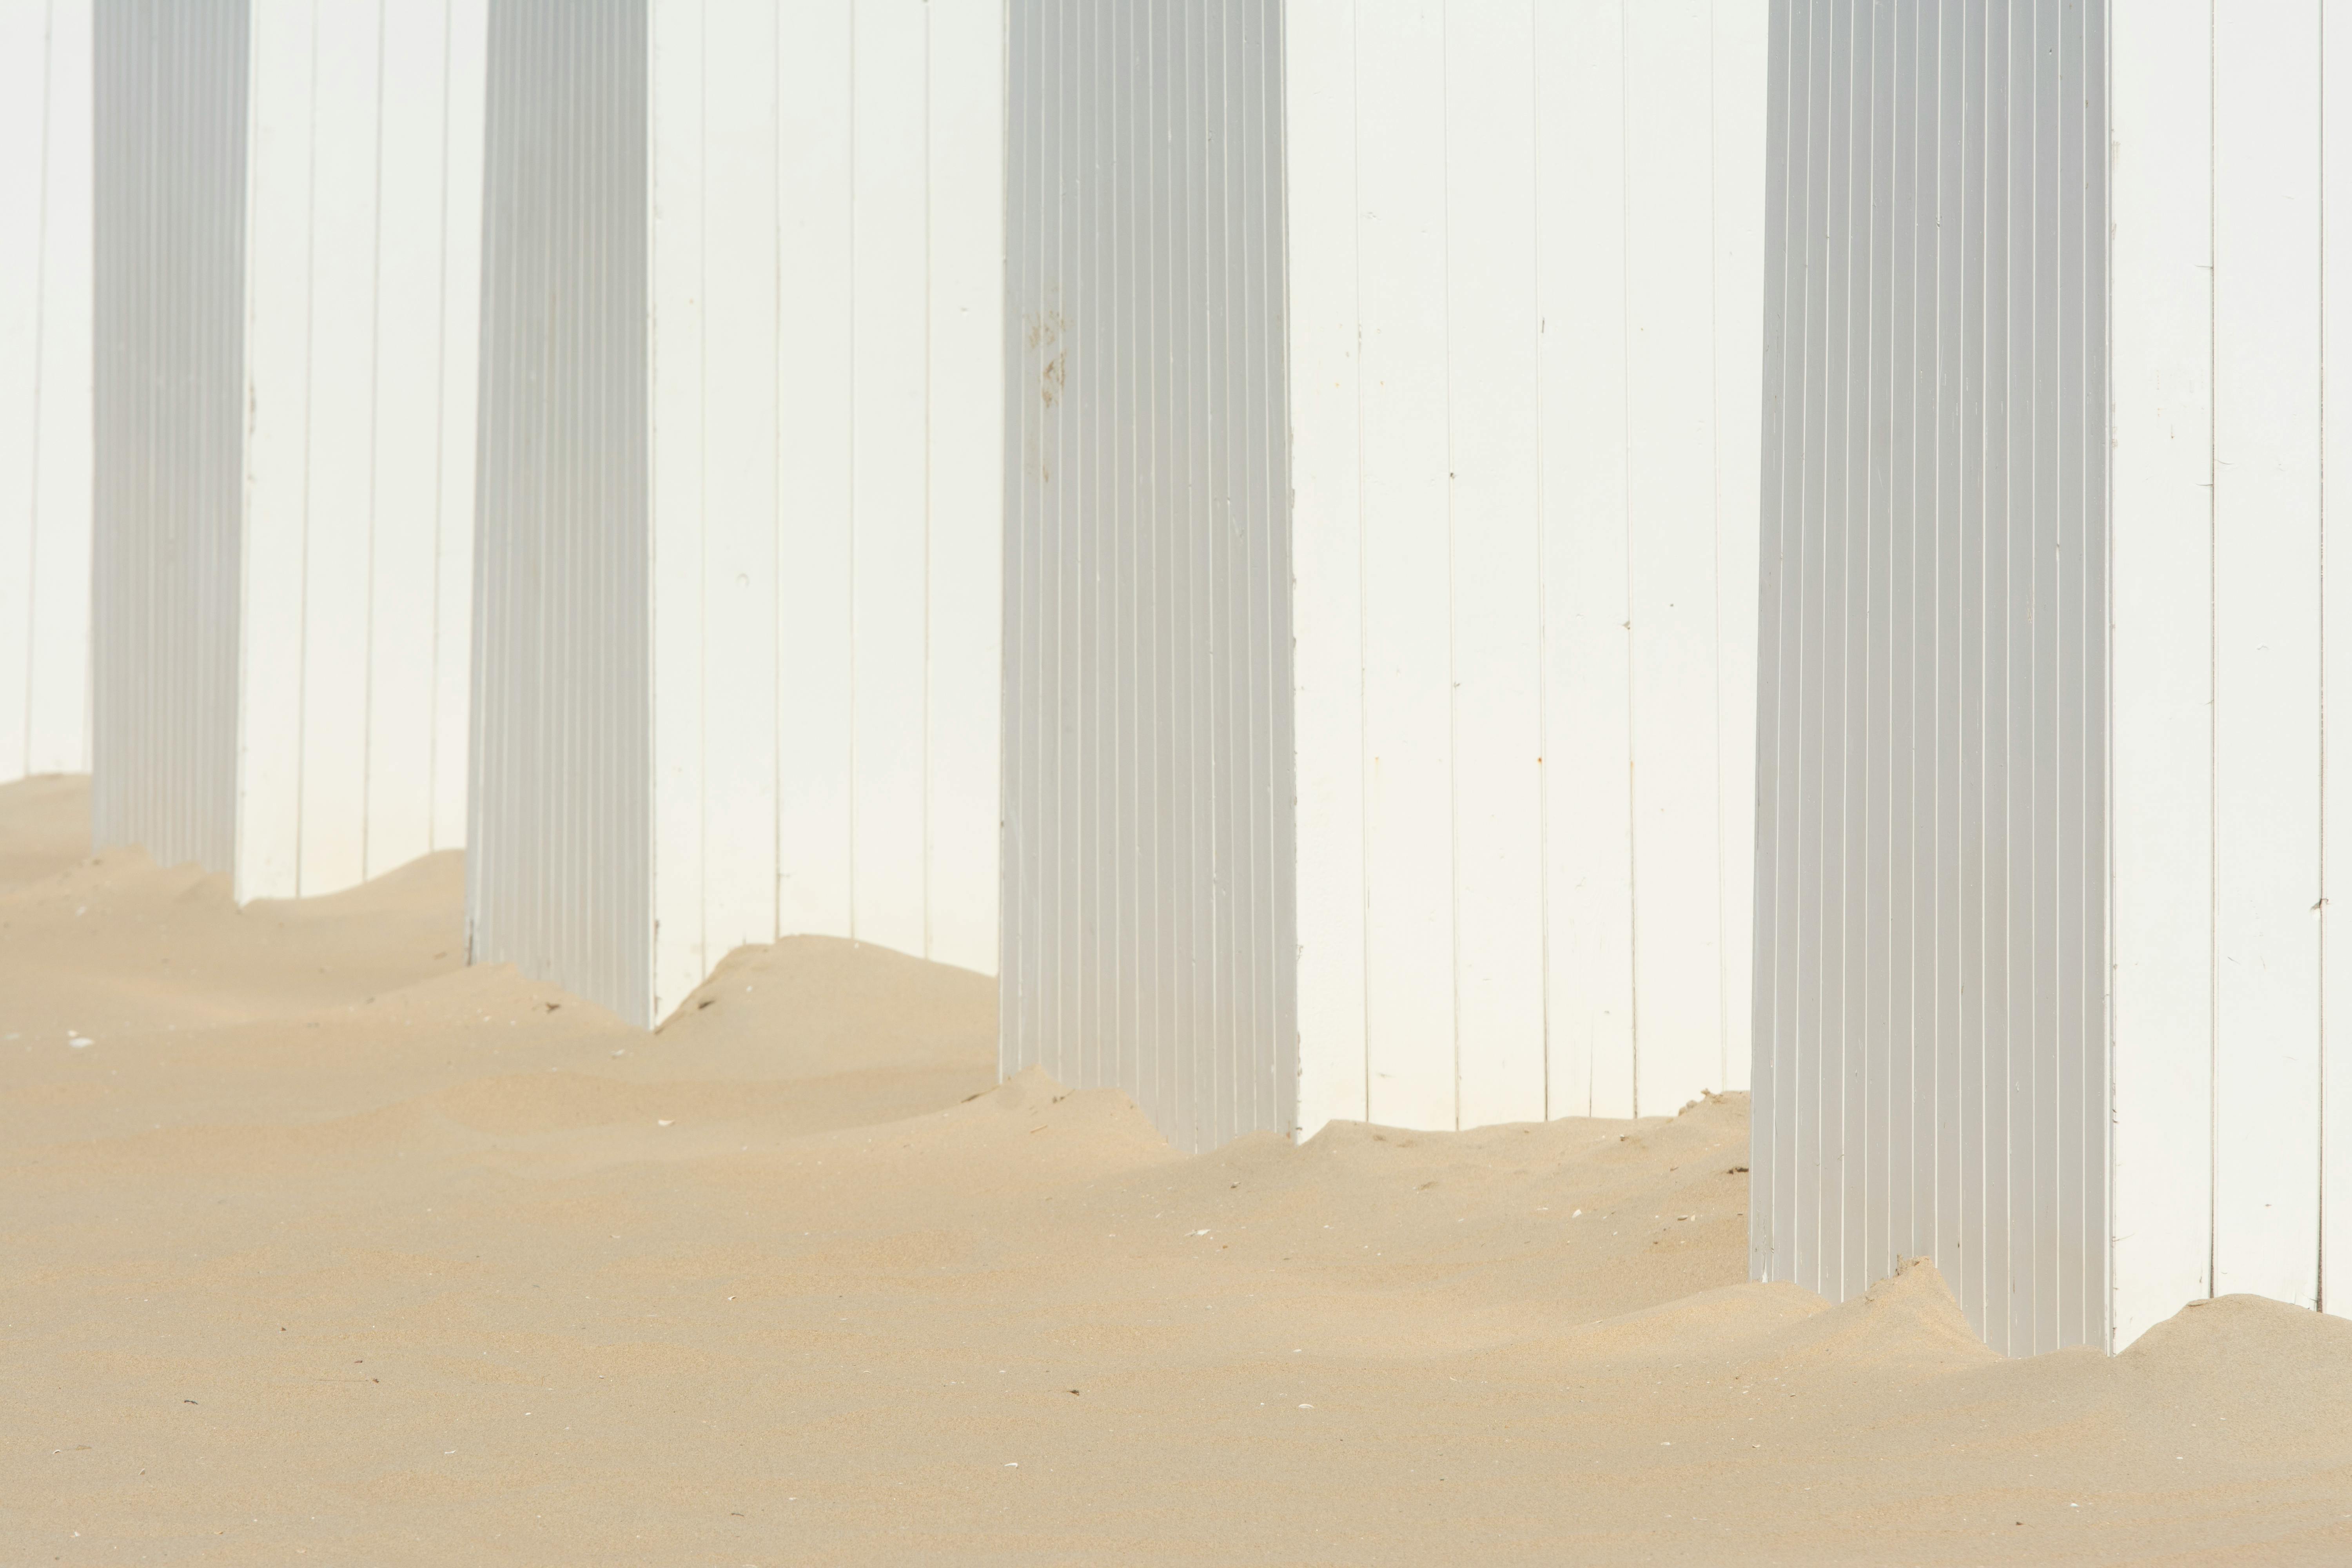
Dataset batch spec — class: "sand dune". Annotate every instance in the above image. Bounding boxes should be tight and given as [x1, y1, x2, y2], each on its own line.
[5, 775, 2350, 1563]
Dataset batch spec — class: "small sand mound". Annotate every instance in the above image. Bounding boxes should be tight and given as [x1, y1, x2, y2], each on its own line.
[1747, 1256, 1999, 1377]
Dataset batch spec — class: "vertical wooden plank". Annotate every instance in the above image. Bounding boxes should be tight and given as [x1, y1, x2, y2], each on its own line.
[1626, 0, 1731, 1120]
[237, 0, 318, 901]
[699, 0, 780, 964]
[1354, 0, 1456, 1131]
[923, 0, 1004, 976]
[2108, 0, 2214, 1350]
[2212, 0, 2323, 1313]
[850, 0, 931, 958]
[1288, 0, 1369, 1137]
[1712, 0, 1769, 1101]
[365, 0, 454, 878]
[1538, 0, 1636, 1120]
[775, 0, 857, 944]
[649, 0, 709, 1018]
[2325, 0, 2352, 1322]
[1446, 0, 1546, 1130]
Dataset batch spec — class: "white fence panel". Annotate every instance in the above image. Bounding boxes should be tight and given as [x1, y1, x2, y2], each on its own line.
[1755, 0, 2111, 1359]
[1002, 0, 1768, 1152]
[471, 0, 1005, 1028]
[2108, 0, 2216, 1359]
[1000, 0, 1298, 1154]
[471, 0, 652, 1019]
[93, 0, 485, 901]
[2210, 0, 2323, 1316]
[1761, 0, 2352, 1356]
[1, 0, 93, 789]
[1294, 0, 1768, 1137]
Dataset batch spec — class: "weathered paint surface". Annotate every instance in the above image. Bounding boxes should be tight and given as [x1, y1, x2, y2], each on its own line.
[469, 0, 1005, 1027]
[2, 0, 93, 788]
[93, 0, 485, 899]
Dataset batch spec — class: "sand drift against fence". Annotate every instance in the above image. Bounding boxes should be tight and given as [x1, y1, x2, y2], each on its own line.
[3, 776, 2348, 1564]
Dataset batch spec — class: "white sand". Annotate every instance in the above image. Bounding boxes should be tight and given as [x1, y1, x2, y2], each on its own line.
[5, 773, 2350, 1563]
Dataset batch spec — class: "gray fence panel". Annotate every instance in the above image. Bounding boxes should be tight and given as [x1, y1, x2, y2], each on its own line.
[91, 0, 247, 876]
[467, 0, 651, 1023]
[1752, 0, 2109, 1357]
[1000, 0, 1296, 1154]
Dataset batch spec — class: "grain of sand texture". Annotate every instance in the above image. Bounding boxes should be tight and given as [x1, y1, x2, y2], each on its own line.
[5, 776, 2351, 1564]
